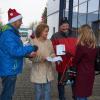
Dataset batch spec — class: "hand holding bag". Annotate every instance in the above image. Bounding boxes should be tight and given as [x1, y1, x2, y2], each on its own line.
[59, 57, 77, 85]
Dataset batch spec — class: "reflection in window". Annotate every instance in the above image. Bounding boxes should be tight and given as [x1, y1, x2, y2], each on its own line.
[88, 0, 99, 13]
[73, 5, 78, 28]
[99, 14, 100, 20]
[65, 11, 69, 18]
[97, 29, 100, 46]
[73, 0, 78, 6]
[66, 0, 69, 10]
[87, 22, 92, 26]
[87, 11, 98, 23]
[72, 12, 78, 28]
[66, 0, 69, 2]
[78, 15, 87, 27]
[92, 21, 100, 45]
[65, 0, 69, 18]
[79, 0, 87, 4]
[73, 6, 78, 12]
[79, 2, 87, 14]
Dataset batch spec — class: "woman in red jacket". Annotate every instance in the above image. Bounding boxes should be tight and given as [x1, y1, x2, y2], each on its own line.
[73, 24, 97, 100]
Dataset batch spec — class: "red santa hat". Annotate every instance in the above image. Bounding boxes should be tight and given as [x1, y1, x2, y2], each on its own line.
[8, 8, 22, 23]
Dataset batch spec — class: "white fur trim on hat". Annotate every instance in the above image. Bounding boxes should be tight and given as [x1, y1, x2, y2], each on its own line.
[8, 15, 22, 23]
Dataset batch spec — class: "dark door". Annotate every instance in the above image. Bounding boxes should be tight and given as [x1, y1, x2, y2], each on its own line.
[92, 20, 100, 45]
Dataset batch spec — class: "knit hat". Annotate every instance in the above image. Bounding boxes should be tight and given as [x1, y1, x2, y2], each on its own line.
[8, 8, 22, 23]
[59, 17, 69, 26]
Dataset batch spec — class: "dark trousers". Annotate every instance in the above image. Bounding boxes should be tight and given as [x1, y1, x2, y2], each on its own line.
[58, 73, 75, 100]
[75, 97, 88, 100]
[0, 75, 17, 100]
[58, 73, 66, 100]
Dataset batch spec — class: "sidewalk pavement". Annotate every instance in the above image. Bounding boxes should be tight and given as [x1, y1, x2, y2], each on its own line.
[0, 60, 100, 100]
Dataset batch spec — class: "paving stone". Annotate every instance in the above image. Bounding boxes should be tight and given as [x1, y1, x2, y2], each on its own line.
[0, 60, 100, 100]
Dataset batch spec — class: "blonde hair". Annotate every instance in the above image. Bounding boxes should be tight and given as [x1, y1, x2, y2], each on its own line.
[77, 24, 96, 48]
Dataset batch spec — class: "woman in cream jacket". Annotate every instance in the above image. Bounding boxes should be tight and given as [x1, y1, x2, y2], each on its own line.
[30, 23, 55, 100]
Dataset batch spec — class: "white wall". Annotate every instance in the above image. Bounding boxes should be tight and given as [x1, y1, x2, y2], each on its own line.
[47, 0, 60, 15]
[47, 13, 59, 38]
[47, 0, 60, 39]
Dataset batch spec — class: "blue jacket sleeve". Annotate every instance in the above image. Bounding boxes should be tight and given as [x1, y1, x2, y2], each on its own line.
[2, 32, 35, 57]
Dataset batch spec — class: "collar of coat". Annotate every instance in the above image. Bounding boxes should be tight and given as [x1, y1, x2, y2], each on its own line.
[1, 24, 20, 37]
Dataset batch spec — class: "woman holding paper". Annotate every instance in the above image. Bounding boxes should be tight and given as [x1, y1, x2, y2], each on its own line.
[29, 23, 56, 100]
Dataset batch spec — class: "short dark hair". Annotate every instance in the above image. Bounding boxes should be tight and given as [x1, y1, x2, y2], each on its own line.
[35, 23, 49, 38]
[59, 18, 69, 26]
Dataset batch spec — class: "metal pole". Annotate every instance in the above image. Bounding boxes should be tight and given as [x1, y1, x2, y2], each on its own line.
[68, 0, 73, 28]
[59, 0, 64, 26]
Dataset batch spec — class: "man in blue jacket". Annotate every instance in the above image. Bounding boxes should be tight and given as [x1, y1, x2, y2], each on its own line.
[0, 8, 37, 100]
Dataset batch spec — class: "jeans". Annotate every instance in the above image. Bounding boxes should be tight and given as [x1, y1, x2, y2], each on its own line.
[0, 75, 17, 100]
[75, 97, 88, 100]
[34, 82, 51, 100]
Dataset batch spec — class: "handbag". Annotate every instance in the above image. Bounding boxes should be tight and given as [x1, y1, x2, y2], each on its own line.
[59, 57, 77, 85]
[65, 66, 77, 85]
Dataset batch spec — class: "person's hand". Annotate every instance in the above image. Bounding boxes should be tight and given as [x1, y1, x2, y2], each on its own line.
[57, 61, 62, 65]
[33, 45, 38, 52]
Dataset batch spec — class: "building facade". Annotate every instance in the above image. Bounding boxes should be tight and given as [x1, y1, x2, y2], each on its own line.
[47, 0, 60, 38]
[47, 0, 100, 43]
[72, 0, 100, 44]
[47, 0, 73, 38]
[72, 0, 100, 27]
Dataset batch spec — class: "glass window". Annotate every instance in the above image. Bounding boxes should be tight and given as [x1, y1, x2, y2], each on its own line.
[88, 0, 99, 13]
[65, 11, 69, 18]
[79, 2, 87, 14]
[66, 0, 69, 2]
[79, 0, 87, 4]
[92, 21, 100, 45]
[98, 21, 100, 45]
[66, 1, 69, 10]
[99, 9, 100, 20]
[99, 13, 100, 20]
[73, 5, 78, 28]
[72, 12, 78, 28]
[73, 6, 78, 12]
[78, 15, 87, 27]
[87, 11, 98, 23]
[73, 0, 78, 6]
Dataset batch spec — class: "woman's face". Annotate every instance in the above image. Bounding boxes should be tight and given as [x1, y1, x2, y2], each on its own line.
[41, 27, 49, 39]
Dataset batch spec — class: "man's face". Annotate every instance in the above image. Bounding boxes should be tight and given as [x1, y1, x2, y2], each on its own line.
[14, 18, 23, 29]
[59, 23, 69, 33]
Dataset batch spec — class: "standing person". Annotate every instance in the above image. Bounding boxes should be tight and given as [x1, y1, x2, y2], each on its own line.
[51, 19, 77, 100]
[73, 24, 97, 100]
[0, 8, 38, 100]
[30, 23, 55, 100]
